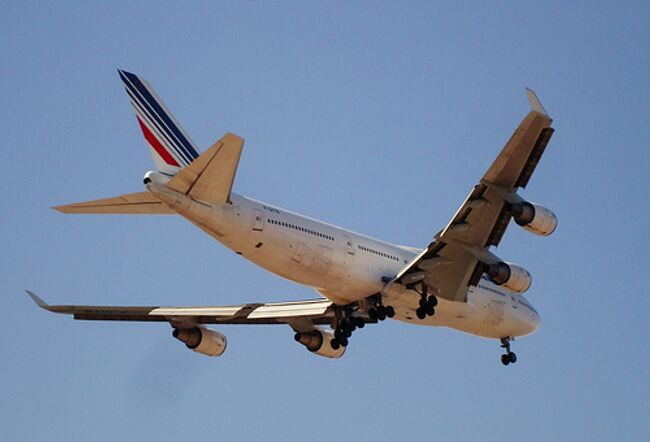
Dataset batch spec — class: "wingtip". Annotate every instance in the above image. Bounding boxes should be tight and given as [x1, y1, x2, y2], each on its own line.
[25, 290, 50, 309]
[525, 87, 549, 117]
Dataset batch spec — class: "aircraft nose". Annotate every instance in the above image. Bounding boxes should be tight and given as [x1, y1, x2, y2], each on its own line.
[530, 312, 541, 333]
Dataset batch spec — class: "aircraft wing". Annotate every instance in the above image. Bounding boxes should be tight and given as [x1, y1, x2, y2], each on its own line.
[384, 90, 554, 302]
[25, 291, 374, 331]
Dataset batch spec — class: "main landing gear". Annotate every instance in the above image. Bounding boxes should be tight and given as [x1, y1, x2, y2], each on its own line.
[500, 337, 517, 366]
[330, 297, 395, 350]
[330, 315, 365, 349]
[367, 302, 395, 322]
[415, 285, 437, 320]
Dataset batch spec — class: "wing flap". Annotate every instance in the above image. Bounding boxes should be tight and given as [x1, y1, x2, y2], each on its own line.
[481, 110, 553, 191]
[53, 191, 174, 215]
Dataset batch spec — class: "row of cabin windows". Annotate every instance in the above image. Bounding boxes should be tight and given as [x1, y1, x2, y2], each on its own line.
[478, 283, 536, 312]
[357, 244, 399, 261]
[478, 283, 505, 297]
[268, 219, 335, 241]
[517, 299, 536, 312]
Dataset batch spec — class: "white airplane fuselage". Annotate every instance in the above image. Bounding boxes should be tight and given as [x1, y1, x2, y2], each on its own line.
[149, 181, 540, 340]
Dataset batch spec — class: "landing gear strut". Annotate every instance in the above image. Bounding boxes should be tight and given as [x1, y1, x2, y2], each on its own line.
[415, 284, 437, 320]
[330, 296, 394, 350]
[330, 315, 367, 350]
[500, 337, 517, 366]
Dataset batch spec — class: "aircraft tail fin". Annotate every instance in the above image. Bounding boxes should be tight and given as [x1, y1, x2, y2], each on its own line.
[166, 132, 244, 204]
[118, 69, 200, 175]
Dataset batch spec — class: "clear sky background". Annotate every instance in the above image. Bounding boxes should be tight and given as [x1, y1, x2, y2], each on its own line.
[2, 2, 649, 441]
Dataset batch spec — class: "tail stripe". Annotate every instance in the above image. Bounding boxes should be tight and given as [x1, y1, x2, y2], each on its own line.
[136, 117, 180, 167]
[120, 70, 198, 161]
[121, 75, 194, 165]
[119, 71, 199, 163]
[125, 87, 192, 165]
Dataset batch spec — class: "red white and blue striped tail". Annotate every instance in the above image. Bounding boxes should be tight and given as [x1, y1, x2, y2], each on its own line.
[118, 69, 200, 174]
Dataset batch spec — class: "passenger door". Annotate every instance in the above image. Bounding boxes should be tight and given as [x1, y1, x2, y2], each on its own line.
[252, 208, 264, 231]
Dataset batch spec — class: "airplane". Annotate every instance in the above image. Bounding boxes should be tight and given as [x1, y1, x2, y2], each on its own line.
[26, 69, 557, 366]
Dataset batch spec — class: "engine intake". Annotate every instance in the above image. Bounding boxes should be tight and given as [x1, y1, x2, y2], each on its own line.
[172, 326, 227, 357]
[508, 202, 557, 236]
[485, 262, 532, 293]
[294, 328, 345, 359]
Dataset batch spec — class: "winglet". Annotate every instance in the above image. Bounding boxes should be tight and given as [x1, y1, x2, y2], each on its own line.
[525, 88, 549, 117]
[25, 290, 53, 311]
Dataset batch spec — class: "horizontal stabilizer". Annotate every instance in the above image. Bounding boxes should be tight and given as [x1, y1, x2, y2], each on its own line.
[167, 132, 244, 203]
[53, 191, 175, 214]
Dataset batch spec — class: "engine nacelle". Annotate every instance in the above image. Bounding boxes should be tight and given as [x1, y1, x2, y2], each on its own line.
[294, 328, 345, 359]
[143, 170, 171, 186]
[485, 262, 532, 293]
[172, 326, 227, 357]
[508, 202, 557, 236]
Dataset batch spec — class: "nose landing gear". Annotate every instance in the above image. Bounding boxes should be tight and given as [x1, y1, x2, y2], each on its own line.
[500, 337, 517, 366]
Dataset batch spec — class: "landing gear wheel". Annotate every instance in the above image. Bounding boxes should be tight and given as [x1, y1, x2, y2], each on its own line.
[499, 337, 517, 366]
[377, 307, 387, 321]
[416, 308, 426, 320]
[340, 336, 349, 347]
[425, 303, 435, 316]
[427, 295, 438, 308]
[385, 306, 395, 318]
[331, 338, 340, 350]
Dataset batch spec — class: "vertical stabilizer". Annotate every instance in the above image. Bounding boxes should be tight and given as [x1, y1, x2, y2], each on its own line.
[118, 69, 200, 174]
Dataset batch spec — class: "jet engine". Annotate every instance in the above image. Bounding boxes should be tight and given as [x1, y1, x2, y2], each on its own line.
[294, 327, 346, 359]
[172, 326, 227, 357]
[485, 262, 532, 293]
[508, 202, 557, 236]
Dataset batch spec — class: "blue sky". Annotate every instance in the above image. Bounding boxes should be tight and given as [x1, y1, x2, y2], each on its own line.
[2, 2, 649, 441]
